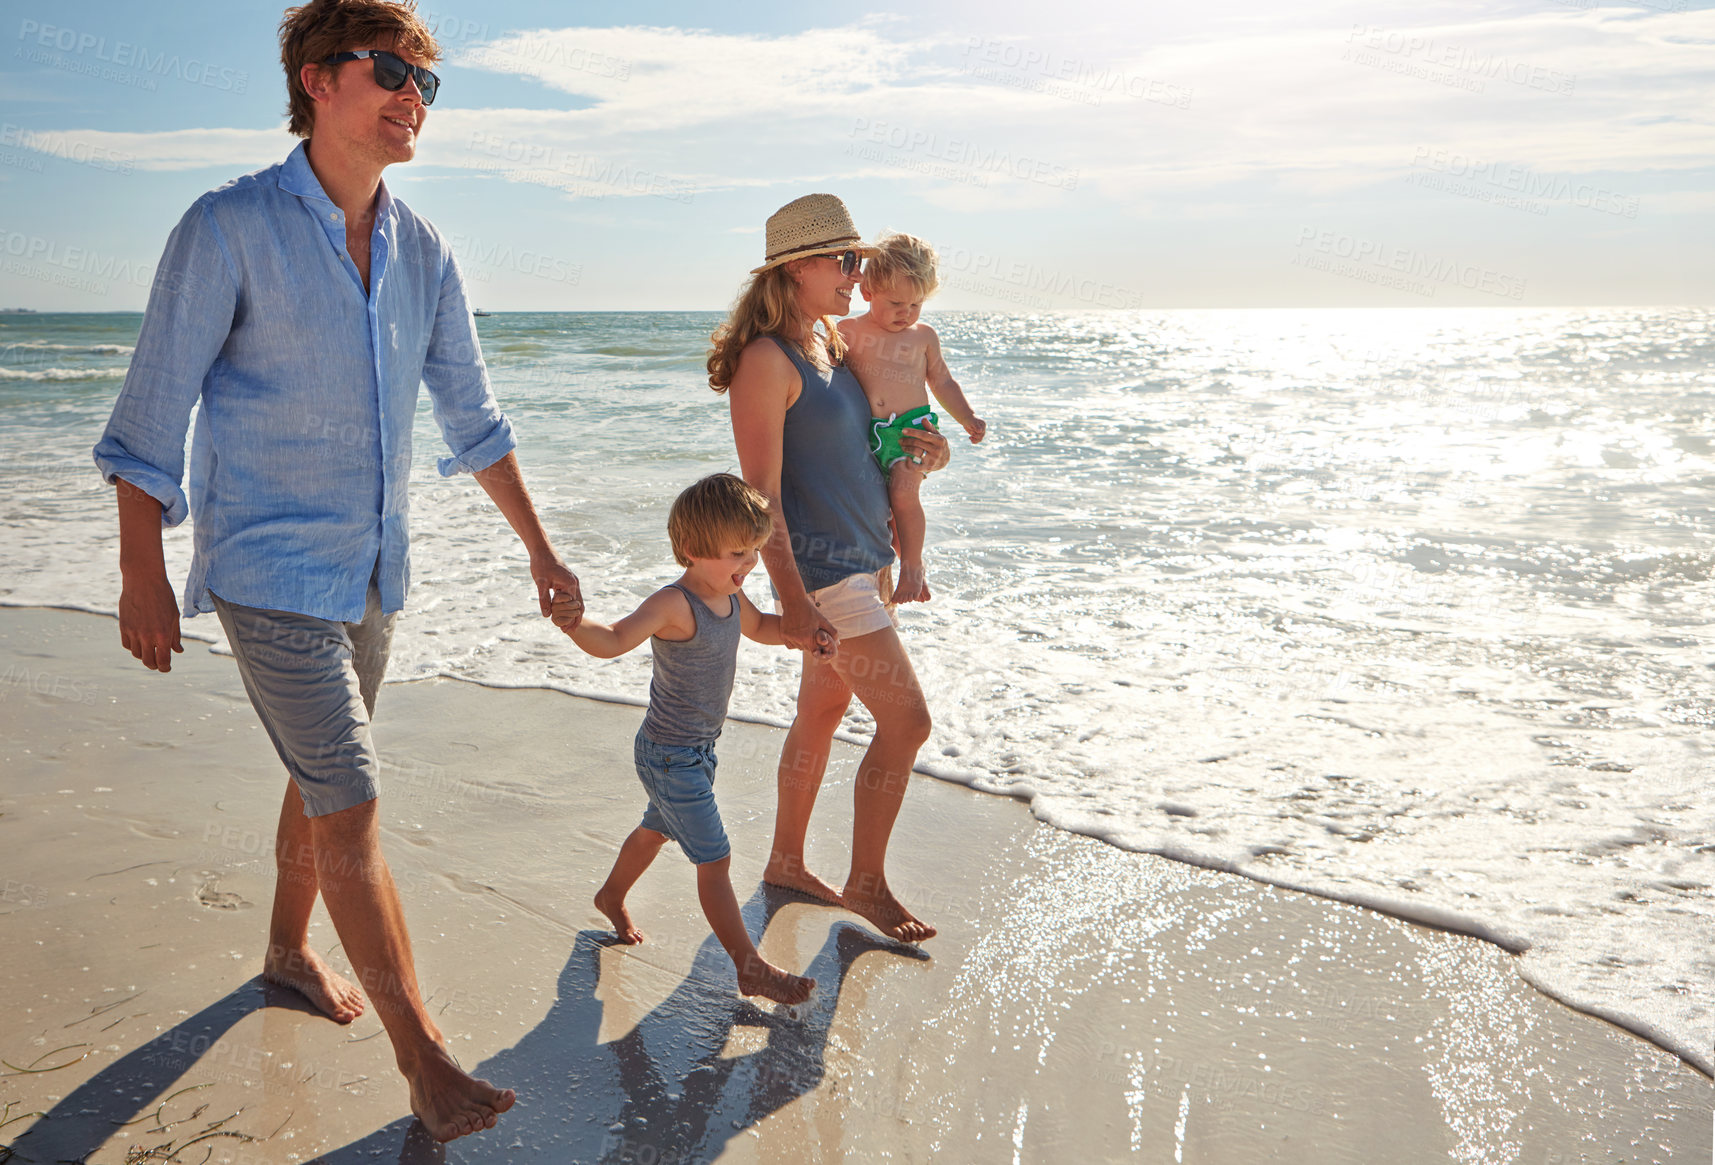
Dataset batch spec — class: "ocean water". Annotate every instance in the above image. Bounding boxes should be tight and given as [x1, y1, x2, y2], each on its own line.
[2, 306, 1710, 1076]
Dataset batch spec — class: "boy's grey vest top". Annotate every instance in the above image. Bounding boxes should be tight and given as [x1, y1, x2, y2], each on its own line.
[768, 335, 895, 593]
[641, 583, 741, 747]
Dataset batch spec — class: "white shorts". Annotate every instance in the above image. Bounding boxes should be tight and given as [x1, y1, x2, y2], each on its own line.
[780, 568, 897, 639]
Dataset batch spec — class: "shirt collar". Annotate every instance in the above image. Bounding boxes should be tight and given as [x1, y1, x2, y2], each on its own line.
[278, 140, 394, 223]
[278, 140, 328, 203]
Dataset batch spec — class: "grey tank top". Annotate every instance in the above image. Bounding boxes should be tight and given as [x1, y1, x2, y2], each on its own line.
[641, 582, 741, 746]
[769, 335, 895, 592]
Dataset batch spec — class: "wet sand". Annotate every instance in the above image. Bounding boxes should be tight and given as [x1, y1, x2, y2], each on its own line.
[0, 607, 1708, 1163]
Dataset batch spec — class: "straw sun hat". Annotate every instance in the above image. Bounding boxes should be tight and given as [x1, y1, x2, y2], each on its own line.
[749, 193, 876, 275]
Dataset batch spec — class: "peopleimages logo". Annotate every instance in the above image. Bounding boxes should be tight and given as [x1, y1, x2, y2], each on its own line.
[473, 36, 631, 80]
[939, 247, 1145, 309]
[1409, 147, 1639, 218]
[447, 232, 583, 285]
[465, 131, 695, 204]
[0, 228, 158, 296]
[16, 19, 249, 92]
[0, 123, 135, 174]
[1344, 25, 1576, 95]
[1292, 227, 1528, 301]
[962, 36, 1194, 108]
[848, 118, 1080, 191]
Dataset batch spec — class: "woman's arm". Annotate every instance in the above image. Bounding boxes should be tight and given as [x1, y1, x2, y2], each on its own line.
[728, 339, 839, 658]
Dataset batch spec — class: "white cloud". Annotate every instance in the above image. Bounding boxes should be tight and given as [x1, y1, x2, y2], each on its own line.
[457, 24, 924, 131]
[18, 9, 1712, 209]
[439, 11, 1715, 204]
[16, 126, 292, 171]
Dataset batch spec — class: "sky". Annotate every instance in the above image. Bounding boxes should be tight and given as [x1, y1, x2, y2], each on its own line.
[0, 0, 1710, 311]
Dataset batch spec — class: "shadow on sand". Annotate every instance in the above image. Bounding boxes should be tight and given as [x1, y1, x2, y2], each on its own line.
[4, 888, 915, 1163]
[310, 884, 920, 1163]
[4, 980, 326, 1164]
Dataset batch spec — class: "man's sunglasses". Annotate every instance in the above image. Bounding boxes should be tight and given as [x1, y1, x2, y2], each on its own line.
[818, 250, 864, 277]
[323, 49, 440, 105]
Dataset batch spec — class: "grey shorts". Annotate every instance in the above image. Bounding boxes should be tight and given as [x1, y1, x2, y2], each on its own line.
[212, 582, 398, 818]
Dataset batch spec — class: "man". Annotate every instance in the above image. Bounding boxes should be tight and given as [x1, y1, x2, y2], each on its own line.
[92, 0, 580, 1143]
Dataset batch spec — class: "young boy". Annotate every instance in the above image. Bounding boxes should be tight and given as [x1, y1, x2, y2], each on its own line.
[839, 232, 986, 605]
[550, 474, 815, 1006]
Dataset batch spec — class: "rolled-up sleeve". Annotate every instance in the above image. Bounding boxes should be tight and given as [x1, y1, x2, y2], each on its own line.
[92, 199, 238, 526]
[422, 249, 515, 476]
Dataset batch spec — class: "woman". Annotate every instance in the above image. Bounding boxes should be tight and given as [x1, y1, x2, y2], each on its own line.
[708, 194, 948, 943]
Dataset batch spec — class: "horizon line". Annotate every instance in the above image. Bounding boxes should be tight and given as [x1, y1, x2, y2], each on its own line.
[5, 303, 1713, 316]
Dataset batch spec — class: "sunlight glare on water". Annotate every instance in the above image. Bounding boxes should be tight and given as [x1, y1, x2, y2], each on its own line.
[1, 305, 1710, 1075]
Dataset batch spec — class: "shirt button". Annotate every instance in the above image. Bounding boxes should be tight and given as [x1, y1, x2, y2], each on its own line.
[330, 212, 339, 220]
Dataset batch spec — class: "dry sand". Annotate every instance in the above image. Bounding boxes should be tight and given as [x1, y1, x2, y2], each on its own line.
[0, 608, 1708, 1163]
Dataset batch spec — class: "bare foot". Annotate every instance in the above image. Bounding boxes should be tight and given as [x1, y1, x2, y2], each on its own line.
[736, 954, 816, 1005]
[264, 944, 366, 1023]
[763, 853, 843, 906]
[843, 876, 936, 943]
[405, 1044, 515, 1144]
[594, 887, 644, 944]
[890, 562, 928, 605]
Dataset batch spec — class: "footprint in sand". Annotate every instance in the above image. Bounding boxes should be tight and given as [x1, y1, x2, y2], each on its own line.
[195, 878, 251, 910]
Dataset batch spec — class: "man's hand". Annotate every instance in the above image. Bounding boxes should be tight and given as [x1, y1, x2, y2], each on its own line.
[119, 571, 183, 673]
[549, 589, 584, 632]
[964, 415, 987, 443]
[534, 555, 582, 626]
[114, 479, 182, 673]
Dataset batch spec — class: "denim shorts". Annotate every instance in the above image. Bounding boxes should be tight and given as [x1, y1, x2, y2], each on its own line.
[634, 729, 730, 865]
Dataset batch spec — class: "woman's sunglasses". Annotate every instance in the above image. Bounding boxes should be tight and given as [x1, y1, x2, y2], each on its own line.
[322, 49, 440, 105]
[819, 250, 864, 277]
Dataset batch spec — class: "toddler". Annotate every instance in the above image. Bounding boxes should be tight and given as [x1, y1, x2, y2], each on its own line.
[550, 473, 815, 1005]
[839, 233, 986, 605]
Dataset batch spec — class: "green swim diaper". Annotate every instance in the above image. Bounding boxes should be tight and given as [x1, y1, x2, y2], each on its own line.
[869, 405, 939, 473]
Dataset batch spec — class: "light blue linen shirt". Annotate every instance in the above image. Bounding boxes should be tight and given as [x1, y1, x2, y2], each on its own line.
[93, 142, 515, 623]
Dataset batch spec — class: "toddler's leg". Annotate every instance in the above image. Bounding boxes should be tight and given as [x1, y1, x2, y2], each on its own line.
[596, 826, 667, 944]
[887, 463, 930, 604]
[696, 857, 815, 1005]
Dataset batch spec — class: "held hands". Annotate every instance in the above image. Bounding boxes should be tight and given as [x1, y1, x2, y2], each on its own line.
[782, 598, 839, 660]
[533, 554, 582, 627]
[549, 589, 584, 633]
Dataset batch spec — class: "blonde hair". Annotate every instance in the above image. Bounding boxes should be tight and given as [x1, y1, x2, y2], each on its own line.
[279, 0, 442, 138]
[667, 474, 773, 566]
[863, 232, 939, 300]
[706, 263, 847, 393]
